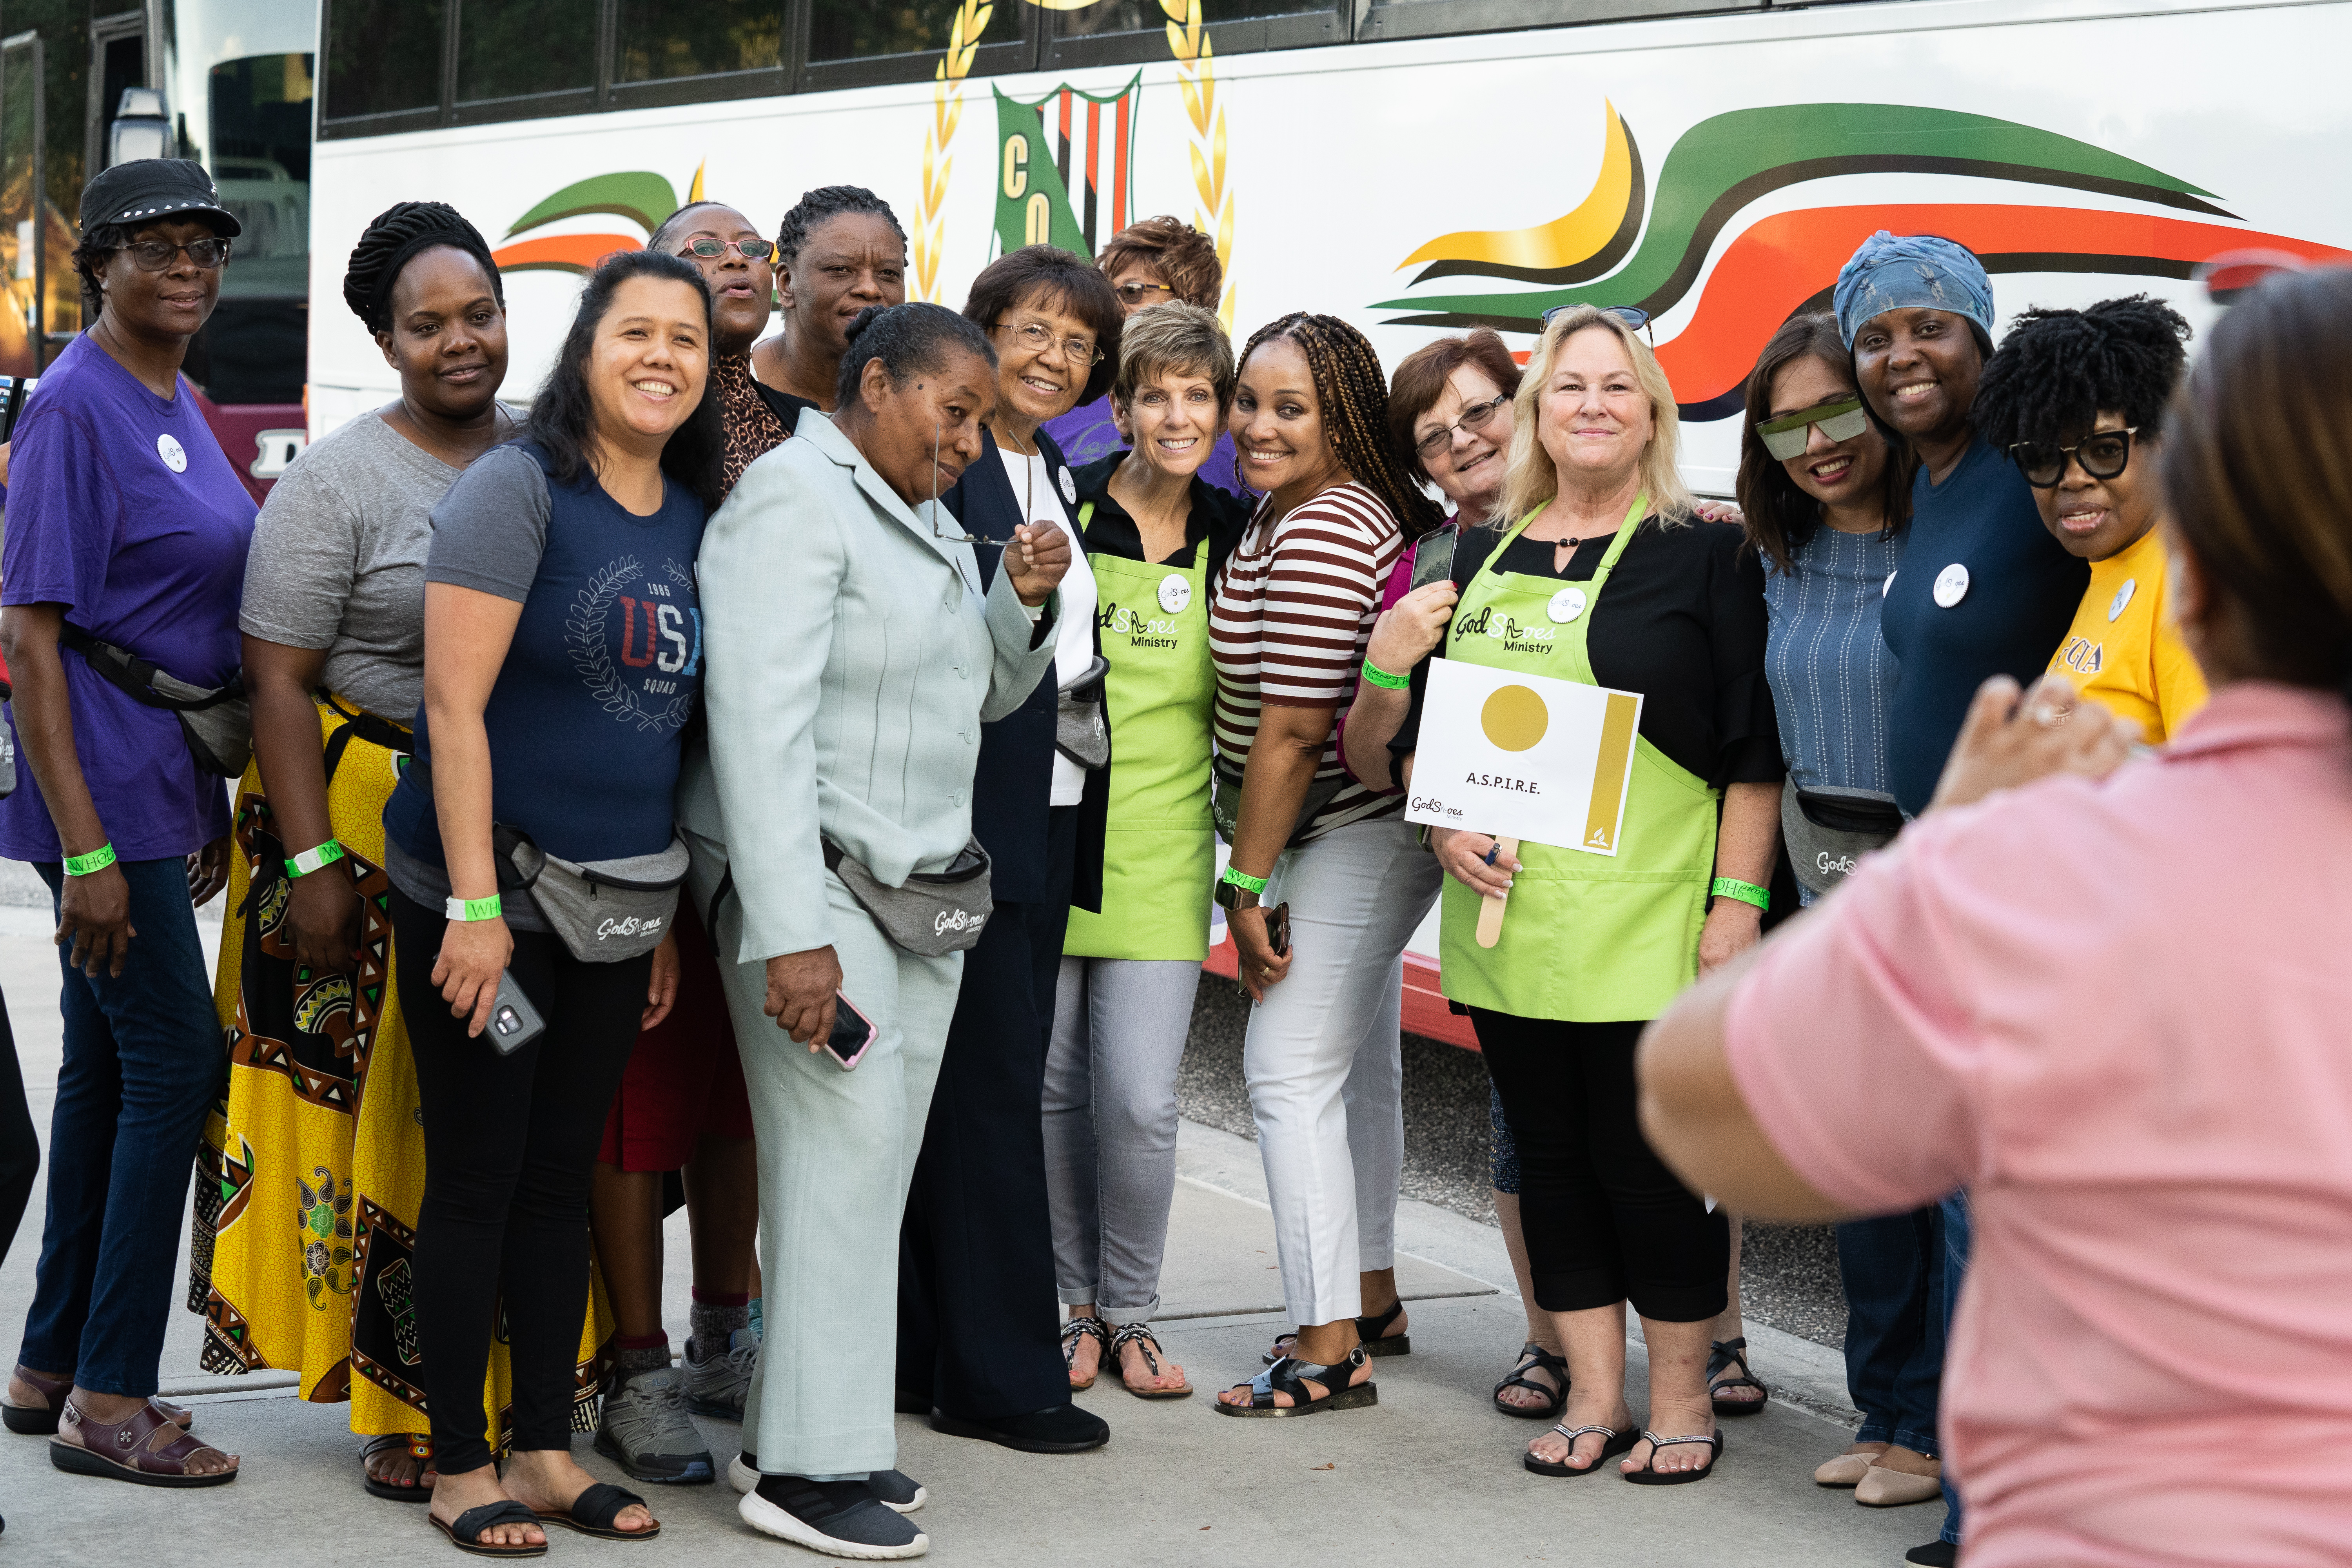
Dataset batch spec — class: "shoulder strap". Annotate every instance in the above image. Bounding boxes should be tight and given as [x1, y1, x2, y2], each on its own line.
[56, 623, 242, 711]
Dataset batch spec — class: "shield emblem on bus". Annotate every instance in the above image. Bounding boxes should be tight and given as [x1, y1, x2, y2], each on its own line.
[993, 71, 1142, 260]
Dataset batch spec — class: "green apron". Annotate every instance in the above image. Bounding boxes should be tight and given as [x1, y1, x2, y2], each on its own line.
[1437, 498, 1718, 1022]
[1063, 505, 1218, 961]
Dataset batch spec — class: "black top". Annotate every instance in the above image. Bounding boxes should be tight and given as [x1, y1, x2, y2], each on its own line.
[1068, 450, 1250, 578]
[756, 382, 820, 433]
[1392, 516, 1784, 790]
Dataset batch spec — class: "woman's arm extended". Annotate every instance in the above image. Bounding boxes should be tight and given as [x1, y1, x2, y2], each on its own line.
[1699, 780, 1780, 975]
[1226, 703, 1333, 1002]
[0, 603, 132, 976]
[244, 636, 361, 973]
[1341, 581, 1457, 791]
[419, 582, 524, 1036]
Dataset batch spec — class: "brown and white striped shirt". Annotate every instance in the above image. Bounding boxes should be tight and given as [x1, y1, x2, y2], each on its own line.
[1210, 481, 1406, 842]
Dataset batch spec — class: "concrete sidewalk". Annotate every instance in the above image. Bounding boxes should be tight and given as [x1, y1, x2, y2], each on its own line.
[0, 902, 1939, 1566]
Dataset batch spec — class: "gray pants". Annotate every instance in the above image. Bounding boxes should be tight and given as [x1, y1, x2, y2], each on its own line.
[1042, 956, 1200, 1323]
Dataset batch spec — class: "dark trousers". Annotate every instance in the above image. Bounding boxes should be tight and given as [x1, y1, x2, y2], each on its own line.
[18, 858, 217, 1395]
[1472, 1010, 1728, 1323]
[1938, 1191, 1972, 1546]
[0, 991, 38, 1269]
[390, 890, 648, 1474]
[1837, 1207, 1945, 1454]
[897, 806, 1075, 1420]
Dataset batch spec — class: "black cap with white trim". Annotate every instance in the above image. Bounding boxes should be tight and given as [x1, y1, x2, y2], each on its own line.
[78, 158, 241, 238]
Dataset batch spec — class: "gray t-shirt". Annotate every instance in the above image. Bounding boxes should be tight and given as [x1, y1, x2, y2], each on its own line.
[422, 442, 550, 600]
[238, 410, 460, 720]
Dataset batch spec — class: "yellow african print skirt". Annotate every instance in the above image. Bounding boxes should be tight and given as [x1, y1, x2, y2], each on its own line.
[187, 695, 610, 1443]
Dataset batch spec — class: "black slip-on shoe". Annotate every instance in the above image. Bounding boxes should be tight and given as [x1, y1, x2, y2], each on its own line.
[930, 1403, 1108, 1454]
[740, 1475, 927, 1560]
[1904, 1542, 1958, 1567]
[893, 1389, 931, 1416]
[866, 1469, 926, 1514]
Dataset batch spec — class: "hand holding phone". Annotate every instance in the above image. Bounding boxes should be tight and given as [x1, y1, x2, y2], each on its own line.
[823, 992, 878, 1070]
[486, 970, 546, 1056]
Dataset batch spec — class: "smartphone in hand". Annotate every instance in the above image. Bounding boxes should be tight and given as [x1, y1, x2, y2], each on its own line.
[824, 992, 878, 1070]
[486, 970, 546, 1056]
[1408, 527, 1459, 592]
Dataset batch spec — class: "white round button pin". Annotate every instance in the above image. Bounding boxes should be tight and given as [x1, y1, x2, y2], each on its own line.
[156, 433, 187, 474]
[1059, 468, 1078, 505]
[1157, 573, 1192, 615]
[2108, 579, 2136, 621]
[1546, 586, 1588, 624]
[1933, 563, 1970, 609]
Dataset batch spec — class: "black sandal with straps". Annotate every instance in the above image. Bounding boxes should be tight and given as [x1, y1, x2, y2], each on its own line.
[1492, 1341, 1570, 1420]
[1216, 1345, 1376, 1418]
[1707, 1336, 1770, 1415]
[1060, 1317, 1112, 1391]
[1106, 1323, 1192, 1399]
[1262, 1298, 1411, 1366]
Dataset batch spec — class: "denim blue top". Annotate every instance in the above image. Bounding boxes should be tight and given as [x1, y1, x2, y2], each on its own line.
[1762, 521, 1906, 801]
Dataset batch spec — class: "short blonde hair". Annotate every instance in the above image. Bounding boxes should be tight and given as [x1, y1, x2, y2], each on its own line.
[1494, 307, 1693, 529]
[1111, 300, 1235, 413]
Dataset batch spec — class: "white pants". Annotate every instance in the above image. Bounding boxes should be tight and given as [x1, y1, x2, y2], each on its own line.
[1243, 816, 1442, 1327]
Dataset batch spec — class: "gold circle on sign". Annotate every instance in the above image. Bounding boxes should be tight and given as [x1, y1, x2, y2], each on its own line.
[1481, 684, 1548, 752]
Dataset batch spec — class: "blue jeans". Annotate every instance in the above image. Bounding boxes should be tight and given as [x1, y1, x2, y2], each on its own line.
[1835, 1206, 1944, 1454]
[17, 858, 219, 1396]
[1938, 1189, 1973, 1546]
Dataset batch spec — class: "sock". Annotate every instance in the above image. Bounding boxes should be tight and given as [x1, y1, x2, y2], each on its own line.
[690, 1289, 750, 1357]
[613, 1332, 670, 1381]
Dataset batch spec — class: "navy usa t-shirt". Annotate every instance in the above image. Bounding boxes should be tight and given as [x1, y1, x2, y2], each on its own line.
[1880, 434, 2087, 815]
[383, 441, 706, 872]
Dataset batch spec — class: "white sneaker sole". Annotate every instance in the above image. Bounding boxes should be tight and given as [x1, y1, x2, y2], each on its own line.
[738, 1490, 929, 1559]
[730, 1456, 925, 1514]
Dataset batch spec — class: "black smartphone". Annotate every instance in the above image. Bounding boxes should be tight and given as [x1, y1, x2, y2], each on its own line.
[823, 992, 878, 1070]
[1409, 526, 1458, 592]
[486, 969, 546, 1056]
[1266, 901, 1291, 958]
[0, 376, 29, 445]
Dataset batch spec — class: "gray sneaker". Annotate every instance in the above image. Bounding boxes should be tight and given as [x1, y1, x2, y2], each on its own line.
[595, 1366, 715, 1485]
[684, 1327, 759, 1419]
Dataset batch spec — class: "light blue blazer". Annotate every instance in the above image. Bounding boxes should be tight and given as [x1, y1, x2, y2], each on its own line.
[678, 410, 1059, 963]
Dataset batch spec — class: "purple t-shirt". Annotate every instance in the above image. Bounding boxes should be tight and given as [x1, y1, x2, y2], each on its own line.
[0, 334, 254, 862]
[1045, 393, 1250, 500]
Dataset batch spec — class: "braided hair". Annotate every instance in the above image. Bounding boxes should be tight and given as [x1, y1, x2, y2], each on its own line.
[1236, 312, 1444, 539]
[343, 201, 502, 337]
[1975, 294, 2191, 452]
[774, 185, 906, 269]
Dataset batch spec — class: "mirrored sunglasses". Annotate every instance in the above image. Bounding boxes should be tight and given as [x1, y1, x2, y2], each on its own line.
[1756, 398, 1871, 461]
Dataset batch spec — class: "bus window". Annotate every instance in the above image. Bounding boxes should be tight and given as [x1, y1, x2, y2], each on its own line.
[808, 0, 980, 60]
[457, 0, 598, 107]
[325, 0, 447, 122]
[616, 0, 787, 83]
[1053, 0, 1337, 38]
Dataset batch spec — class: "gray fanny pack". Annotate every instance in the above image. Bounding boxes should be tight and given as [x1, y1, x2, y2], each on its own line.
[494, 825, 690, 962]
[1780, 780, 1906, 897]
[1209, 754, 1346, 849]
[824, 836, 994, 956]
[1054, 653, 1111, 771]
[59, 622, 251, 778]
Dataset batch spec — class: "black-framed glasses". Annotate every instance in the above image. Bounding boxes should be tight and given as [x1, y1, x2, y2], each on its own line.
[1414, 392, 1512, 461]
[1541, 302, 1653, 345]
[2010, 428, 2140, 489]
[1114, 280, 1176, 306]
[119, 237, 231, 272]
[682, 236, 774, 263]
[1755, 397, 1872, 461]
[992, 319, 1102, 367]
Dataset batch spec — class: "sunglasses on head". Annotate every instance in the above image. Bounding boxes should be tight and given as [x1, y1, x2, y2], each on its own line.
[1755, 397, 1871, 461]
[2009, 428, 2140, 489]
[1541, 303, 1653, 346]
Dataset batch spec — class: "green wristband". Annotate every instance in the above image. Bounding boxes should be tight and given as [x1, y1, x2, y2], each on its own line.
[444, 893, 503, 922]
[286, 839, 345, 879]
[1220, 865, 1269, 896]
[63, 843, 116, 877]
[1361, 657, 1412, 691]
[1710, 876, 1770, 912]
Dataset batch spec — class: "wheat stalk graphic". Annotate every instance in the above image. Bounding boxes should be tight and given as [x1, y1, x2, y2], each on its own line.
[915, 0, 994, 303]
[1161, 0, 1234, 330]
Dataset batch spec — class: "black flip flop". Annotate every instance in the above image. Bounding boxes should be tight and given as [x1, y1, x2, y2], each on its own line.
[362, 1433, 436, 1503]
[1707, 1337, 1770, 1416]
[430, 1499, 547, 1557]
[1622, 1429, 1724, 1486]
[1492, 1342, 1569, 1419]
[535, 1480, 659, 1541]
[1523, 1422, 1636, 1477]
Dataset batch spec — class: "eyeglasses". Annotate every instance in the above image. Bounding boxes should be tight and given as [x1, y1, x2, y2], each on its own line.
[927, 421, 991, 545]
[1413, 392, 1512, 462]
[118, 237, 231, 272]
[992, 319, 1102, 367]
[1541, 303, 1653, 345]
[1114, 281, 1176, 306]
[2010, 428, 2140, 488]
[1755, 397, 1872, 461]
[681, 236, 775, 263]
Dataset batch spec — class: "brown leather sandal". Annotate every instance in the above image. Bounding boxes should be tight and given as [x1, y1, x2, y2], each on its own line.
[3, 1367, 194, 1436]
[50, 1397, 238, 1487]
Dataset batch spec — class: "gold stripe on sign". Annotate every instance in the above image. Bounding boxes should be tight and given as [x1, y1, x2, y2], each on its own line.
[1582, 693, 1641, 852]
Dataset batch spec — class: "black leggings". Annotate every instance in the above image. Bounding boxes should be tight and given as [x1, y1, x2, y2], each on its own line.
[1472, 1011, 1728, 1323]
[390, 891, 650, 1474]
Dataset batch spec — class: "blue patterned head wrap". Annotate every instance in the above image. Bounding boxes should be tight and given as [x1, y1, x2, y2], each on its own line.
[1833, 231, 1995, 348]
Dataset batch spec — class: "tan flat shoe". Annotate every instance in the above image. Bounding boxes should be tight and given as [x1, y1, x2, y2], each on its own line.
[1814, 1443, 1887, 1487]
[1855, 1457, 1944, 1507]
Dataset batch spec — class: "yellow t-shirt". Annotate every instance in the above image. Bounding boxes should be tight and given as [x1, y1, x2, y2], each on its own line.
[2046, 528, 2210, 743]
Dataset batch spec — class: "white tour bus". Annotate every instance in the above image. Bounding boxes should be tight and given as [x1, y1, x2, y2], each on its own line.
[307, 0, 2352, 1044]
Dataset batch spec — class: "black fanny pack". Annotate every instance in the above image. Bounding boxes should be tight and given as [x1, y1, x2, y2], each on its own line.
[59, 622, 250, 778]
[1781, 781, 1906, 897]
[824, 835, 993, 956]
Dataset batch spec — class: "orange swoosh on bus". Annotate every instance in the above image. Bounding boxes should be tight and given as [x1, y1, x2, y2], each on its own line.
[490, 234, 644, 275]
[1398, 101, 1640, 282]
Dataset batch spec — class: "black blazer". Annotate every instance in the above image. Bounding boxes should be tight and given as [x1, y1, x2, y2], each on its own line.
[940, 425, 1107, 911]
